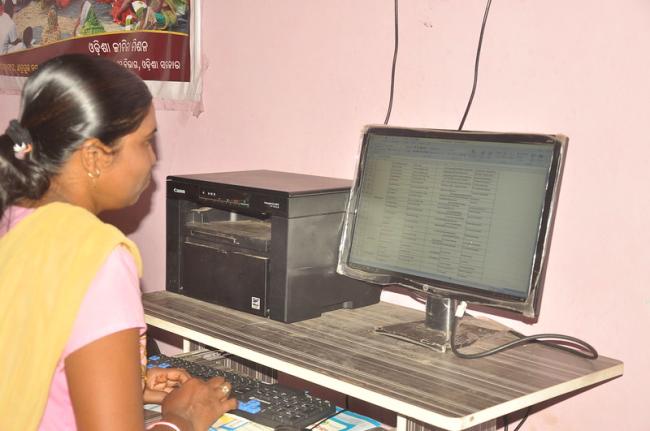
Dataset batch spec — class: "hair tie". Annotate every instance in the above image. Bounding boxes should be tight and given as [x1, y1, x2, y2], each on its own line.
[6, 119, 33, 160]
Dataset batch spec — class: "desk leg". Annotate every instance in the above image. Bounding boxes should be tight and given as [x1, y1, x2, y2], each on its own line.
[396, 415, 408, 431]
[182, 338, 202, 353]
[398, 416, 496, 431]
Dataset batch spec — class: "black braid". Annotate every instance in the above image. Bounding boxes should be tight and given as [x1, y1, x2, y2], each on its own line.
[5, 120, 33, 149]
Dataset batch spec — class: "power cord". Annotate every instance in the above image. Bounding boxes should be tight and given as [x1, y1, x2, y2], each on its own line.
[383, 0, 399, 125]
[450, 313, 599, 360]
[383, 0, 492, 128]
[458, 0, 493, 131]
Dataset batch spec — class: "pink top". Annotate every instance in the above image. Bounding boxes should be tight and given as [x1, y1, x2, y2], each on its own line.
[0, 206, 146, 430]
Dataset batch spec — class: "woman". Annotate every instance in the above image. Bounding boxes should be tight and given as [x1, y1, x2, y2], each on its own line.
[41, 6, 61, 45]
[73, 1, 105, 37]
[0, 54, 237, 430]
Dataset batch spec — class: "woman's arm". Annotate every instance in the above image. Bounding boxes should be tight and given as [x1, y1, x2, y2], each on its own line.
[65, 327, 238, 431]
[65, 328, 145, 431]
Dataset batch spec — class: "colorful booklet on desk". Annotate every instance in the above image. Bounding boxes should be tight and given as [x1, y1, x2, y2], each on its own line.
[210, 412, 272, 431]
[310, 409, 384, 431]
[211, 408, 384, 431]
[144, 406, 385, 431]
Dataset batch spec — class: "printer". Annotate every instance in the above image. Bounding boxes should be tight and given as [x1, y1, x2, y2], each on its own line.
[166, 170, 381, 323]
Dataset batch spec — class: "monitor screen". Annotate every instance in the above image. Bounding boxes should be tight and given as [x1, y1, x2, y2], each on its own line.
[338, 126, 567, 319]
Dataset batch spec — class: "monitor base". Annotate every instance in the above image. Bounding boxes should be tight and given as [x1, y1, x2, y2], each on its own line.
[375, 295, 506, 353]
[375, 318, 503, 353]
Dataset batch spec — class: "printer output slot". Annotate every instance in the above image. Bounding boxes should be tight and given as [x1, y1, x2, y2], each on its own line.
[185, 219, 271, 253]
[184, 237, 270, 258]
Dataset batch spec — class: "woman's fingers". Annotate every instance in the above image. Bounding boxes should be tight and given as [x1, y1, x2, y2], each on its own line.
[207, 377, 232, 399]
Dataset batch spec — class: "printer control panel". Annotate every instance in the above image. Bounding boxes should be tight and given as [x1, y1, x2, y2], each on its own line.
[199, 187, 252, 210]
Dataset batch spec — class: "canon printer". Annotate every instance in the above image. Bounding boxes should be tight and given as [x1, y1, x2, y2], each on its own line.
[166, 170, 380, 323]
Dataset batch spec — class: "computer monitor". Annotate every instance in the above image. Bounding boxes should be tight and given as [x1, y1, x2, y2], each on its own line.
[337, 126, 567, 352]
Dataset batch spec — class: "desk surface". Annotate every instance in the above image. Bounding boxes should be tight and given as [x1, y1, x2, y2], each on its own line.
[143, 291, 623, 431]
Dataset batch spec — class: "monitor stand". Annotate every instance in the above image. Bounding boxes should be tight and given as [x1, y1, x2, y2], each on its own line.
[375, 295, 503, 353]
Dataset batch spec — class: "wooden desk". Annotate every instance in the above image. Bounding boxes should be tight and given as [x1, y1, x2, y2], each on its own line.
[143, 291, 623, 431]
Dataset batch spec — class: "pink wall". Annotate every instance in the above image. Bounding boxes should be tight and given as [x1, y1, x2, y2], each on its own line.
[1, 1, 647, 429]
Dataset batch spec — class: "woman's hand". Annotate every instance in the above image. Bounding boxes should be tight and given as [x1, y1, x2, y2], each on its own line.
[161, 376, 238, 431]
[143, 367, 191, 404]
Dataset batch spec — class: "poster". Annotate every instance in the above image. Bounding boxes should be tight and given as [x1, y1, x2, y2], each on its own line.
[0, 0, 202, 112]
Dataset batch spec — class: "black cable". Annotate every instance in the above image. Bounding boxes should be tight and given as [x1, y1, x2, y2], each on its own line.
[513, 407, 530, 431]
[505, 328, 600, 358]
[504, 406, 531, 431]
[383, 0, 399, 125]
[458, 0, 492, 131]
[450, 316, 599, 360]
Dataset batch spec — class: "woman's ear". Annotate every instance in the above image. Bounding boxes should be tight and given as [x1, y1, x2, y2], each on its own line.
[79, 138, 114, 177]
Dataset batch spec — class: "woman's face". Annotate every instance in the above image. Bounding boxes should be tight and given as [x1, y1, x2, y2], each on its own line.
[95, 104, 157, 211]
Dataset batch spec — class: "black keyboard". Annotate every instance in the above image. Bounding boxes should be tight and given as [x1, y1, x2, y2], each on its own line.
[147, 354, 336, 429]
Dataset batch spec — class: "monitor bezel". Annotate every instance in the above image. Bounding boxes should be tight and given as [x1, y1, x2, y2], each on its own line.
[337, 126, 568, 318]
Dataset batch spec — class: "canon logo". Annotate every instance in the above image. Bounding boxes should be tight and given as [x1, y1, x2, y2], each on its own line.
[173, 188, 186, 194]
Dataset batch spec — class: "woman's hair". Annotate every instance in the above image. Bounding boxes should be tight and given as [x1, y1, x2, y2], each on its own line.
[0, 54, 153, 218]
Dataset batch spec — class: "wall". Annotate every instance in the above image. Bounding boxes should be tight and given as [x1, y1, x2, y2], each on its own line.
[1, 1, 647, 429]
